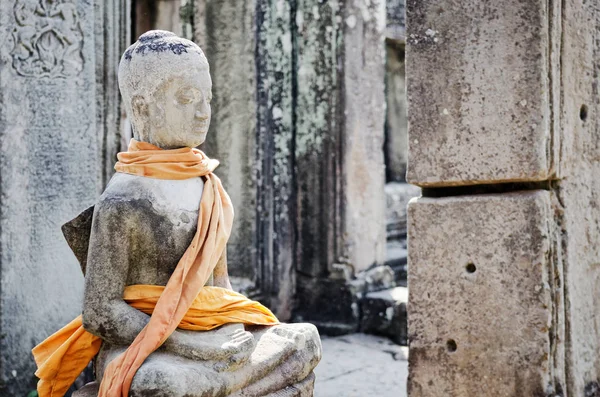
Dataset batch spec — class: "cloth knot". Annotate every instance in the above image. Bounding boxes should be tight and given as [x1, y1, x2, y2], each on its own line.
[114, 139, 219, 179]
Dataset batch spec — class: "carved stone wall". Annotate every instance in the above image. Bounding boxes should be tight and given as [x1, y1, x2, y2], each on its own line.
[0, 1, 128, 394]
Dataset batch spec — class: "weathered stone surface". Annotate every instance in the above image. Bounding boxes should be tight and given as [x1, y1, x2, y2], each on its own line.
[62, 206, 94, 274]
[406, 0, 555, 186]
[360, 286, 407, 345]
[295, 0, 386, 275]
[407, 191, 564, 396]
[193, 0, 387, 325]
[556, 0, 600, 392]
[385, 182, 420, 238]
[94, 0, 130, 186]
[94, 324, 321, 397]
[0, 1, 105, 394]
[254, 0, 296, 320]
[134, 0, 182, 38]
[339, 0, 387, 274]
[194, 0, 259, 287]
[194, 0, 298, 319]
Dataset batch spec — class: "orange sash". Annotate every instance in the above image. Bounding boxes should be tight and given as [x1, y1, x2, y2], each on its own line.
[33, 140, 278, 397]
[33, 286, 278, 397]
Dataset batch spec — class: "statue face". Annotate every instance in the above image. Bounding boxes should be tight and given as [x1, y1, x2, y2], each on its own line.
[142, 65, 212, 148]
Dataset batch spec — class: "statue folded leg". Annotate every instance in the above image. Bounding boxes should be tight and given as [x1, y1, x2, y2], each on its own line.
[75, 324, 320, 397]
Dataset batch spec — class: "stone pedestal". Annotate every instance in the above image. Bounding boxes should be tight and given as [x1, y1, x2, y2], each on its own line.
[0, 1, 128, 394]
[407, 0, 600, 395]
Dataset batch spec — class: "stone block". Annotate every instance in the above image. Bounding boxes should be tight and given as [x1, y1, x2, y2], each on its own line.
[406, 0, 555, 186]
[555, 0, 600, 392]
[360, 287, 408, 346]
[407, 191, 564, 396]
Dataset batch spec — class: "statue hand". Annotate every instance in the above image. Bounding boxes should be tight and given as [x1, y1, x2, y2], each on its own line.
[163, 324, 255, 369]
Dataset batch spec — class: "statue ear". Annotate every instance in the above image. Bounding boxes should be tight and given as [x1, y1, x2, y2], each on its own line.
[131, 95, 149, 119]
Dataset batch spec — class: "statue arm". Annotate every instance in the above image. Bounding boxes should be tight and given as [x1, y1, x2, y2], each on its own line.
[81, 199, 152, 345]
[81, 199, 227, 358]
[213, 249, 232, 290]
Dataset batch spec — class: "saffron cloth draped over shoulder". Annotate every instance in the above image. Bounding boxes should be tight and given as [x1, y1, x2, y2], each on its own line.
[32, 139, 279, 397]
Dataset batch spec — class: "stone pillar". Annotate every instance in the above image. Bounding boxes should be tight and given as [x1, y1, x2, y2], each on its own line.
[557, 1, 600, 394]
[384, 0, 408, 182]
[193, 0, 264, 299]
[193, 0, 386, 326]
[407, 0, 599, 395]
[0, 1, 128, 394]
[293, 0, 386, 332]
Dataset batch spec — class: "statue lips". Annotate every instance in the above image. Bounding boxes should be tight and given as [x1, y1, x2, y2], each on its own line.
[194, 119, 209, 134]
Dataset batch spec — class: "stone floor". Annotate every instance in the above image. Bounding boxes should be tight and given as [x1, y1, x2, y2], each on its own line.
[313, 333, 408, 397]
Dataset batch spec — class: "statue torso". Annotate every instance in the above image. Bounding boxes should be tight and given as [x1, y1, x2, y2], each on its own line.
[100, 173, 205, 286]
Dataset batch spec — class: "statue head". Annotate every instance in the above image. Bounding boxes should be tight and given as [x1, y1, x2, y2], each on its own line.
[118, 30, 211, 148]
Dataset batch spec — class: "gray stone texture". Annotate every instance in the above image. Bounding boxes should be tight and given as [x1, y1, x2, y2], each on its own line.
[194, 0, 298, 319]
[0, 0, 128, 394]
[406, 0, 555, 186]
[406, 0, 600, 395]
[556, 0, 600, 393]
[408, 192, 564, 396]
[194, 0, 272, 310]
[295, 0, 387, 276]
[339, 0, 387, 274]
[254, 0, 296, 320]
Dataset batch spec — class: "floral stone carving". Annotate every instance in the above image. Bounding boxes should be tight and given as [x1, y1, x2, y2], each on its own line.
[11, 0, 84, 78]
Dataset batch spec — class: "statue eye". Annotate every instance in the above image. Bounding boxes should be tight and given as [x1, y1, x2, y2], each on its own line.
[176, 88, 196, 105]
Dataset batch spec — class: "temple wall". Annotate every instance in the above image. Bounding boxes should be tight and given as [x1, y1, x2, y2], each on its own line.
[407, 0, 600, 395]
[194, 0, 387, 324]
[0, 1, 128, 394]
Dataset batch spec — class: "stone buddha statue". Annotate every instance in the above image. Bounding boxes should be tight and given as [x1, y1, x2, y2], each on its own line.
[35, 30, 321, 397]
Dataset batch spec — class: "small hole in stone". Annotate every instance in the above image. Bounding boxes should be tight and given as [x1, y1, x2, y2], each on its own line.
[580, 104, 588, 121]
[466, 263, 477, 273]
[446, 339, 457, 353]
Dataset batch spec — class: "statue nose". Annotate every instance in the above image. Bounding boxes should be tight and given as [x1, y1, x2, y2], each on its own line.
[195, 110, 208, 120]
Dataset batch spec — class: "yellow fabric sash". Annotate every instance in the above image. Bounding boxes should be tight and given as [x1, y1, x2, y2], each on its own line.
[33, 286, 278, 397]
[33, 139, 278, 397]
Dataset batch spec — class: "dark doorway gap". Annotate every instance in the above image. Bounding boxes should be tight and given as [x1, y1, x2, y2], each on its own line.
[421, 180, 556, 198]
